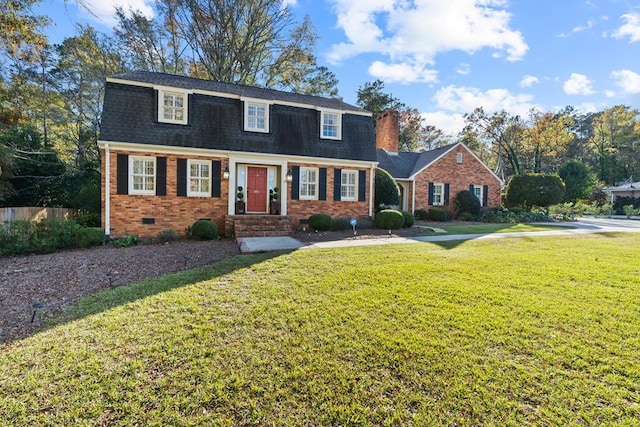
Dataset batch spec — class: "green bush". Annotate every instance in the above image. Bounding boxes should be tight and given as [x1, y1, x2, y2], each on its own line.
[414, 209, 428, 221]
[157, 229, 180, 243]
[331, 218, 351, 231]
[400, 210, 415, 228]
[374, 209, 404, 229]
[455, 190, 481, 216]
[191, 220, 218, 240]
[505, 174, 565, 211]
[457, 212, 476, 222]
[375, 168, 400, 207]
[308, 213, 332, 231]
[75, 212, 100, 227]
[74, 227, 105, 248]
[0, 218, 83, 255]
[111, 235, 140, 248]
[428, 208, 448, 222]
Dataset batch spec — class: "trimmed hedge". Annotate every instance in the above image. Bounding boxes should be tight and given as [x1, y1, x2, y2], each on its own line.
[414, 209, 428, 220]
[428, 208, 448, 222]
[74, 227, 105, 248]
[400, 210, 415, 228]
[191, 220, 218, 240]
[309, 214, 332, 231]
[374, 209, 404, 229]
[455, 190, 481, 216]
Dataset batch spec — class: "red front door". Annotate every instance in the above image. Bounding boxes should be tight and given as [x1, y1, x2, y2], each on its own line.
[247, 167, 268, 212]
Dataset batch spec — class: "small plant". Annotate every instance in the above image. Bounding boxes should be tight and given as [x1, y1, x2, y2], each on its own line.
[191, 220, 218, 240]
[237, 186, 244, 201]
[74, 227, 105, 248]
[414, 209, 428, 221]
[75, 212, 101, 227]
[455, 190, 481, 217]
[269, 187, 279, 202]
[157, 229, 180, 243]
[111, 235, 140, 248]
[308, 214, 332, 231]
[400, 210, 415, 228]
[428, 208, 448, 222]
[623, 204, 637, 218]
[374, 209, 404, 229]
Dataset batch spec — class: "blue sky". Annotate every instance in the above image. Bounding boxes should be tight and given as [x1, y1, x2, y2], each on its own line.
[38, 0, 640, 136]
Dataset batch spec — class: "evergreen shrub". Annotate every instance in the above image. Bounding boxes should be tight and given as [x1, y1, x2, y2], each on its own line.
[191, 220, 218, 240]
[374, 209, 404, 229]
[308, 214, 332, 231]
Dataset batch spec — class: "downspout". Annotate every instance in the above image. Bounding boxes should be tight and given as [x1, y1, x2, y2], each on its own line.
[369, 163, 376, 217]
[104, 143, 111, 241]
[411, 178, 416, 214]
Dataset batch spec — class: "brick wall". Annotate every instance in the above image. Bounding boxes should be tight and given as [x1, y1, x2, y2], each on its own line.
[285, 162, 371, 230]
[102, 149, 229, 238]
[413, 146, 502, 211]
[375, 110, 399, 153]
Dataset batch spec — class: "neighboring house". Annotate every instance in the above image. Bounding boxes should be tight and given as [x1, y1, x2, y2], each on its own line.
[375, 111, 502, 213]
[603, 179, 640, 203]
[98, 71, 377, 238]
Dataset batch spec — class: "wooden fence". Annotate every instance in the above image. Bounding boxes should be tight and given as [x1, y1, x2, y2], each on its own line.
[0, 207, 78, 223]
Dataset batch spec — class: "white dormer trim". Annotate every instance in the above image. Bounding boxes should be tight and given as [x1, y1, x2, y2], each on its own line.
[154, 85, 193, 125]
[319, 108, 344, 140]
[241, 97, 273, 133]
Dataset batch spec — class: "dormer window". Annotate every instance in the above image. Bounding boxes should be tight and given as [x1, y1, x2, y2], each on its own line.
[157, 88, 189, 125]
[320, 109, 342, 140]
[242, 97, 271, 133]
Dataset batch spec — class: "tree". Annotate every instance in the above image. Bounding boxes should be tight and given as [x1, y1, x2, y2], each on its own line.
[522, 109, 574, 173]
[356, 80, 404, 122]
[374, 168, 400, 208]
[558, 160, 597, 202]
[504, 174, 565, 211]
[0, 0, 49, 62]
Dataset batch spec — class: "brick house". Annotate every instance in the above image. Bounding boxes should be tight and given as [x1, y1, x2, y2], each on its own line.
[98, 71, 377, 238]
[375, 111, 502, 213]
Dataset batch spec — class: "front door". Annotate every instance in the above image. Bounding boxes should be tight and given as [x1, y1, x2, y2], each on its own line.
[247, 167, 268, 213]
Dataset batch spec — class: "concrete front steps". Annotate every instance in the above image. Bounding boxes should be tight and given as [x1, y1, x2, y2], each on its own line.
[225, 215, 294, 238]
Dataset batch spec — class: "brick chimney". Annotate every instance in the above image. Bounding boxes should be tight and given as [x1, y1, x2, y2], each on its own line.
[375, 110, 399, 153]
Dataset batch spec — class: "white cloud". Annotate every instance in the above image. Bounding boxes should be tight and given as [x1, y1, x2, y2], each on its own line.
[520, 74, 539, 88]
[432, 85, 538, 116]
[327, 0, 528, 83]
[368, 61, 438, 84]
[456, 63, 471, 75]
[421, 111, 466, 137]
[611, 69, 640, 94]
[613, 12, 640, 42]
[563, 73, 595, 95]
[76, 0, 154, 27]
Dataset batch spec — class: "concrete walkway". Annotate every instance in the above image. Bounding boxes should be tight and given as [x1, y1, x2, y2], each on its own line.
[237, 217, 640, 253]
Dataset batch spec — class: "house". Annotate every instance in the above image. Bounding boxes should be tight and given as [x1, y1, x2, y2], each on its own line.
[98, 71, 377, 238]
[375, 111, 502, 213]
[603, 179, 640, 203]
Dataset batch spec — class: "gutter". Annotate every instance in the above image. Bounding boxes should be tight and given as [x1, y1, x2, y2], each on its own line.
[104, 143, 111, 241]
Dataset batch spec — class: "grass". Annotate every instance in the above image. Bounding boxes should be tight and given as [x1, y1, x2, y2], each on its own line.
[2, 233, 640, 425]
[432, 222, 573, 235]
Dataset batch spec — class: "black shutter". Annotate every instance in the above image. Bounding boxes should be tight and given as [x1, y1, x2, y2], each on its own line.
[291, 166, 300, 200]
[211, 160, 221, 197]
[156, 157, 167, 196]
[117, 154, 128, 195]
[154, 90, 159, 122]
[334, 168, 342, 201]
[177, 159, 187, 196]
[428, 182, 434, 205]
[469, 184, 474, 192]
[483, 185, 489, 206]
[444, 183, 450, 206]
[358, 170, 366, 202]
[319, 168, 327, 201]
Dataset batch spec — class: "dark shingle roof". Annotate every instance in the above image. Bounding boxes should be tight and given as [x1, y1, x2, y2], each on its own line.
[376, 144, 458, 178]
[111, 71, 366, 113]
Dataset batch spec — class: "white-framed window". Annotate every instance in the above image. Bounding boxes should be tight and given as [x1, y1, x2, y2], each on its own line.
[130, 156, 156, 195]
[244, 100, 269, 132]
[341, 170, 357, 201]
[300, 167, 318, 200]
[158, 89, 188, 125]
[188, 160, 211, 197]
[320, 110, 342, 140]
[472, 185, 483, 206]
[432, 183, 444, 206]
[456, 152, 463, 163]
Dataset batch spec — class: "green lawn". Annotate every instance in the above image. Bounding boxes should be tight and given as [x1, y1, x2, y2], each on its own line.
[2, 233, 640, 426]
[432, 222, 573, 235]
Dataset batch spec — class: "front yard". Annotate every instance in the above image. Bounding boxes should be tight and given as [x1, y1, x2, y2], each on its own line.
[1, 233, 639, 425]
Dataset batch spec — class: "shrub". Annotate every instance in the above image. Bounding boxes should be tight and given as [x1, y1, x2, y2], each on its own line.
[400, 210, 415, 228]
[613, 196, 640, 214]
[414, 209, 428, 221]
[111, 235, 140, 248]
[375, 168, 400, 208]
[74, 227, 105, 248]
[505, 174, 565, 211]
[457, 212, 476, 222]
[157, 229, 180, 243]
[428, 208, 448, 222]
[623, 204, 638, 218]
[455, 190, 481, 216]
[308, 213, 332, 231]
[75, 212, 100, 228]
[191, 220, 218, 240]
[374, 209, 404, 229]
[331, 217, 351, 231]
